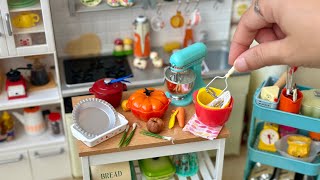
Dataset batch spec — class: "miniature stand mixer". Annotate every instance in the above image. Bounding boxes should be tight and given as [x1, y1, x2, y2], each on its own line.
[164, 43, 206, 106]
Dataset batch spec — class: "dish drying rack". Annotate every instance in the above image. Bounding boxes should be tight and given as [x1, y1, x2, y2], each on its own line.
[244, 77, 320, 179]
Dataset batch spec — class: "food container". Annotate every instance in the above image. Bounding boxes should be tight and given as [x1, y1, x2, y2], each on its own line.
[287, 135, 312, 158]
[255, 76, 280, 109]
[89, 78, 127, 108]
[48, 112, 63, 135]
[127, 88, 170, 121]
[192, 90, 233, 127]
[275, 134, 320, 162]
[278, 88, 303, 114]
[139, 156, 176, 180]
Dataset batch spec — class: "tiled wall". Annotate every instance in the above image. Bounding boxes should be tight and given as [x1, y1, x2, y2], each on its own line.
[50, 0, 232, 57]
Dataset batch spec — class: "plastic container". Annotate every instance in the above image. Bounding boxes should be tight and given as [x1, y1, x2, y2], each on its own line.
[139, 156, 176, 180]
[278, 88, 303, 114]
[192, 90, 233, 127]
[255, 76, 280, 109]
[48, 112, 62, 135]
[173, 153, 199, 177]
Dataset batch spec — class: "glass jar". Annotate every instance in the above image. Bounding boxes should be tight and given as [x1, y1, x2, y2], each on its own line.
[48, 112, 62, 135]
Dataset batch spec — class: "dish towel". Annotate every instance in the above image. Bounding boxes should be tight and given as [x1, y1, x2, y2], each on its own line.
[183, 114, 223, 140]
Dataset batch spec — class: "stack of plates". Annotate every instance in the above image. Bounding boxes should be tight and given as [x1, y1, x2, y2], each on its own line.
[8, 0, 38, 9]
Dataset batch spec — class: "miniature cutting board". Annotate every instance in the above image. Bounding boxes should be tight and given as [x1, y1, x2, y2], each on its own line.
[64, 33, 101, 57]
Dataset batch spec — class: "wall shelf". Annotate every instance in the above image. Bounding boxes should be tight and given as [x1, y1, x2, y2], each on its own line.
[0, 121, 65, 153]
[0, 87, 61, 111]
[9, 2, 41, 13]
[13, 20, 45, 35]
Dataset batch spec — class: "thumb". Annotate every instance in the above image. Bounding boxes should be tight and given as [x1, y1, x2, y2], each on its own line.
[234, 40, 287, 72]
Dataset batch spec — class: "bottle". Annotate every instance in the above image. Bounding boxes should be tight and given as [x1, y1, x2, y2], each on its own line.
[48, 112, 62, 135]
[2, 111, 14, 141]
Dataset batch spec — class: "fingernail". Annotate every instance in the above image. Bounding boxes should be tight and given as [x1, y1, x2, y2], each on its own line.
[234, 57, 248, 71]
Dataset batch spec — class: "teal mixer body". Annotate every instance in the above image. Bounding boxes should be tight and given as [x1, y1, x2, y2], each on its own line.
[165, 42, 207, 106]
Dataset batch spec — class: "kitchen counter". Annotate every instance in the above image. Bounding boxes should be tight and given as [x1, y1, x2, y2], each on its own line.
[59, 41, 249, 97]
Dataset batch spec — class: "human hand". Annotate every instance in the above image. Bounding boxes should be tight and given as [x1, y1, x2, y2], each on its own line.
[229, 0, 320, 72]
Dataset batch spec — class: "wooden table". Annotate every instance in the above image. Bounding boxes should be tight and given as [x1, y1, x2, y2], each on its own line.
[72, 88, 230, 180]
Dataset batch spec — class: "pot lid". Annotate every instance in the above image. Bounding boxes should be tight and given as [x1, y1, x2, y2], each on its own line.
[91, 78, 124, 95]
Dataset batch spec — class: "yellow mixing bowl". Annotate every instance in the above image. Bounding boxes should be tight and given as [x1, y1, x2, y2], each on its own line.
[197, 87, 230, 109]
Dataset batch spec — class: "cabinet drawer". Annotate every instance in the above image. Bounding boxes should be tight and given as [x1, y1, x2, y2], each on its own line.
[0, 150, 33, 180]
[29, 144, 71, 180]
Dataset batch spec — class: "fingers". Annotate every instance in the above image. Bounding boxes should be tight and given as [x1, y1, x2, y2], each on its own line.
[234, 39, 287, 72]
[255, 28, 279, 43]
[229, 0, 280, 65]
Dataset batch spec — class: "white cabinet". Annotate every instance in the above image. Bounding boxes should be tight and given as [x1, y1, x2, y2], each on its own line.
[0, 150, 33, 180]
[29, 143, 71, 180]
[0, 0, 55, 58]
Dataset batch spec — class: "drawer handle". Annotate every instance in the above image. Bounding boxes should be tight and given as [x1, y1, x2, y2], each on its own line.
[34, 148, 64, 158]
[0, 154, 23, 165]
[5, 13, 12, 36]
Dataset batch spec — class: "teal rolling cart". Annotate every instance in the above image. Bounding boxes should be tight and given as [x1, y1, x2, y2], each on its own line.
[244, 79, 320, 179]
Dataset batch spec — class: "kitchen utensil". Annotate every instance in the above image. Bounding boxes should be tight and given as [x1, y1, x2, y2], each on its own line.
[286, 66, 298, 96]
[133, 15, 151, 59]
[89, 76, 129, 108]
[197, 87, 231, 109]
[205, 66, 236, 99]
[12, 13, 40, 28]
[72, 98, 117, 139]
[71, 103, 129, 147]
[48, 112, 62, 135]
[139, 156, 176, 180]
[170, 11, 184, 28]
[80, 0, 102, 7]
[183, 27, 194, 47]
[260, 70, 287, 102]
[151, 3, 165, 32]
[275, 134, 320, 162]
[173, 153, 198, 177]
[12, 106, 46, 136]
[5, 69, 27, 100]
[127, 88, 170, 121]
[28, 57, 49, 86]
[192, 90, 233, 127]
[164, 42, 206, 106]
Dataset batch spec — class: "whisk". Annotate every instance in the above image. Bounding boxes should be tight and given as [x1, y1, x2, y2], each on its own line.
[205, 66, 236, 98]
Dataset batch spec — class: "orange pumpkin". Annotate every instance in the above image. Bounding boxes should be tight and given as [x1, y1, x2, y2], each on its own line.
[127, 88, 170, 121]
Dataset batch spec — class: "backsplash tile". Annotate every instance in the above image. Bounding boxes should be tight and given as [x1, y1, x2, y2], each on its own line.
[50, 0, 232, 57]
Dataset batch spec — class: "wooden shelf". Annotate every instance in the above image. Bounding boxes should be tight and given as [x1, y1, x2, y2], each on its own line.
[9, 2, 42, 13]
[0, 87, 61, 111]
[0, 120, 65, 153]
[13, 19, 44, 35]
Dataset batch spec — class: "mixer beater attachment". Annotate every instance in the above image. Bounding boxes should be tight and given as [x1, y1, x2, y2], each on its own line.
[205, 66, 236, 98]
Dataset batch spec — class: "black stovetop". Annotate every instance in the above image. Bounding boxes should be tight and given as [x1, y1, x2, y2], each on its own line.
[63, 55, 132, 85]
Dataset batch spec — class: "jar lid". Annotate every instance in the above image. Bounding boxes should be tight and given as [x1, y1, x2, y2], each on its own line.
[90, 78, 124, 95]
[48, 112, 61, 122]
[24, 106, 40, 113]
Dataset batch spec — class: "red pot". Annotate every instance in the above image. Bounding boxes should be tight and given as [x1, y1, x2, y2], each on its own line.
[89, 79, 127, 108]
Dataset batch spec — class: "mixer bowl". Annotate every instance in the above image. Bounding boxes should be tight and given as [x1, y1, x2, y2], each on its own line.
[164, 67, 196, 99]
